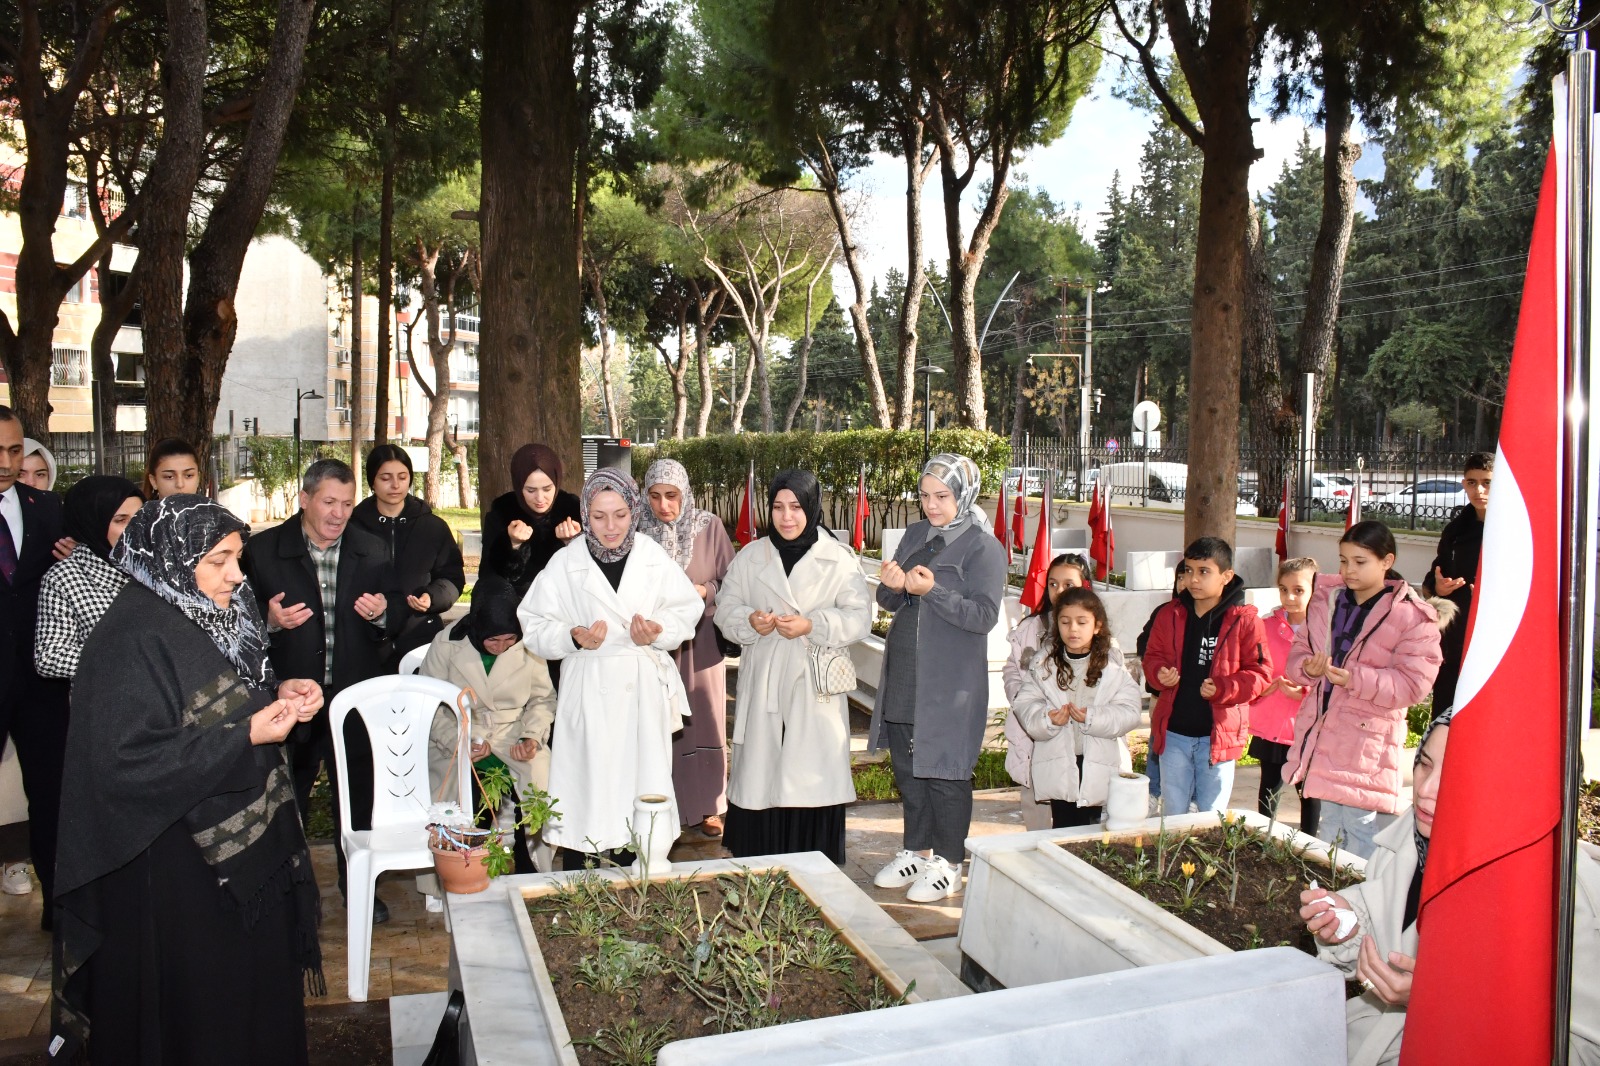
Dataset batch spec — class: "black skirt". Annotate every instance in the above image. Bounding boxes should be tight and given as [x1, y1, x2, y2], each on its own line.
[1246, 736, 1290, 766]
[723, 803, 847, 865]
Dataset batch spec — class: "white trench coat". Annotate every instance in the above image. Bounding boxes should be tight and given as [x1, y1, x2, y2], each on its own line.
[517, 536, 703, 852]
[715, 535, 872, 810]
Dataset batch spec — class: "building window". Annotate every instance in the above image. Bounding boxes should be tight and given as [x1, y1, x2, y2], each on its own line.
[62, 181, 88, 220]
[51, 347, 90, 387]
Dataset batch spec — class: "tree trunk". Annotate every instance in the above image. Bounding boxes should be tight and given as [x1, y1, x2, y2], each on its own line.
[479, 0, 586, 504]
[410, 238, 461, 505]
[783, 260, 830, 432]
[1293, 64, 1359, 425]
[815, 143, 890, 427]
[1243, 202, 1294, 519]
[929, 103, 1009, 431]
[349, 231, 365, 470]
[0, 0, 127, 443]
[373, 0, 399, 447]
[732, 337, 757, 434]
[586, 267, 621, 436]
[1165, 0, 1256, 543]
[894, 115, 934, 430]
[691, 281, 722, 436]
[134, 0, 209, 457]
[667, 300, 690, 438]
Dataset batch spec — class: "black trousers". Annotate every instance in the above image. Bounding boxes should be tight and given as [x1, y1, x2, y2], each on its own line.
[886, 721, 972, 864]
[0, 669, 69, 927]
[287, 711, 374, 897]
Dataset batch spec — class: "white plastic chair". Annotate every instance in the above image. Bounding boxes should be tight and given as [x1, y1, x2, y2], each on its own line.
[397, 644, 428, 675]
[330, 674, 471, 1002]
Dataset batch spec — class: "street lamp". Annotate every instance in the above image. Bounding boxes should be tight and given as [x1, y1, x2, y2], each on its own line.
[294, 382, 324, 473]
[915, 364, 945, 464]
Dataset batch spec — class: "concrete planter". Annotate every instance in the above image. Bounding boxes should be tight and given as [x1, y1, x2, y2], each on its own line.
[957, 810, 1367, 990]
[447, 852, 967, 1065]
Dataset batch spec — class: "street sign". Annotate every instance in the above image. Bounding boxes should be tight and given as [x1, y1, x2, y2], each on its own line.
[1132, 400, 1161, 433]
[1106, 439, 1119, 453]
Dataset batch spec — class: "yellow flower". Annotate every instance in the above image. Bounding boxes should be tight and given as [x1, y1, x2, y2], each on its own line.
[1203, 864, 1218, 880]
[1101, 831, 1111, 846]
[1134, 835, 1144, 849]
[1181, 861, 1196, 878]
[1223, 812, 1235, 825]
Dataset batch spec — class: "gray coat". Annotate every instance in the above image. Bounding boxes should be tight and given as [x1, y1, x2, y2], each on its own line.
[867, 519, 1008, 779]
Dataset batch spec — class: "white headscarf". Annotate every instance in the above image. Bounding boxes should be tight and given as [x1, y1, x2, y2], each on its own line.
[636, 459, 715, 570]
[22, 438, 57, 489]
[922, 452, 988, 538]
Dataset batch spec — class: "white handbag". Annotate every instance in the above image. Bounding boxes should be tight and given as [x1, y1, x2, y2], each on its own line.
[805, 640, 857, 702]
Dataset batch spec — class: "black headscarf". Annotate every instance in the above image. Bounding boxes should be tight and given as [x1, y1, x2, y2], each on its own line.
[112, 495, 276, 690]
[454, 577, 524, 654]
[62, 475, 142, 559]
[769, 469, 828, 575]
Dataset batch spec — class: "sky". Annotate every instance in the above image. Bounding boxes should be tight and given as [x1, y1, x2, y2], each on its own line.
[837, 59, 1385, 293]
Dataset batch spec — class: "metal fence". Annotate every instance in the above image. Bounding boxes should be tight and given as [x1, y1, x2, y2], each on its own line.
[1008, 434, 1494, 531]
[49, 431, 149, 487]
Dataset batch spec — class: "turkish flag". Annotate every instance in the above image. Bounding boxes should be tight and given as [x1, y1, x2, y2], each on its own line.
[735, 461, 758, 546]
[851, 465, 869, 552]
[1089, 483, 1111, 581]
[995, 476, 1011, 556]
[1012, 478, 1028, 549]
[1275, 475, 1291, 561]
[1019, 475, 1053, 612]
[1400, 146, 1562, 1065]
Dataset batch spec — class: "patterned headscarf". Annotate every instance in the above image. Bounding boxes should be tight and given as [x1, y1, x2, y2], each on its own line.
[637, 459, 715, 570]
[922, 452, 987, 537]
[112, 495, 276, 690]
[580, 467, 641, 564]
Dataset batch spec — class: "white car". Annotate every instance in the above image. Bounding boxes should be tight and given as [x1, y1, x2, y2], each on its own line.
[1098, 461, 1258, 516]
[1304, 473, 1374, 515]
[1003, 466, 1049, 496]
[1370, 479, 1468, 522]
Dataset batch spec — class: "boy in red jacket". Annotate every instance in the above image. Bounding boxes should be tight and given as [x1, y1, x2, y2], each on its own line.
[1143, 537, 1272, 814]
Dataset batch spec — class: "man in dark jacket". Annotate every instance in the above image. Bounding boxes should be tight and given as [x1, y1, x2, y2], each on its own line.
[0, 407, 69, 926]
[243, 458, 395, 919]
[1420, 452, 1490, 712]
[1143, 537, 1271, 816]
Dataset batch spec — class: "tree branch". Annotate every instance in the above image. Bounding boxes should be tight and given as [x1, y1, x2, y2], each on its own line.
[1111, 0, 1205, 149]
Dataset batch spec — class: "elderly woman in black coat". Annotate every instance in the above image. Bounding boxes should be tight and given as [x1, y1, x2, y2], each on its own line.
[868, 454, 1007, 903]
[53, 496, 326, 1065]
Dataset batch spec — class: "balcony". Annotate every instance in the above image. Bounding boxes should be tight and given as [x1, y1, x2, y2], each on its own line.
[452, 312, 480, 336]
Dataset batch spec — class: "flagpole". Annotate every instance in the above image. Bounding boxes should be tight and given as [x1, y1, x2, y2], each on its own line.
[1557, 37, 1596, 1066]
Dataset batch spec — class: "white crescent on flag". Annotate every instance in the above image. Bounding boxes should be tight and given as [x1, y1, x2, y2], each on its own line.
[1450, 446, 1533, 716]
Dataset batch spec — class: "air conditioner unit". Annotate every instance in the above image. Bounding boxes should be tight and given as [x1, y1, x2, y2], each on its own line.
[336, 406, 351, 425]
[335, 347, 351, 366]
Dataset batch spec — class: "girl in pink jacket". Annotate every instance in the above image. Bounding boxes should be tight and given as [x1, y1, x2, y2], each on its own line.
[1285, 522, 1442, 860]
[1248, 557, 1316, 824]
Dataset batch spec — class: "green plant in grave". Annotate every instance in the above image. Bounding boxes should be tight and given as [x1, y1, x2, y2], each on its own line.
[573, 935, 663, 998]
[475, 763, 560, 878]
[570, 1019, 674, 1066]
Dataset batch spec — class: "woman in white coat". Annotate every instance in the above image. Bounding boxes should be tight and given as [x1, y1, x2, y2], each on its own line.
[1011, 587, 1141, 828]
[715, 470, 872, 863]
[518, 468, 703, 870]
[423, 577, 555, 873]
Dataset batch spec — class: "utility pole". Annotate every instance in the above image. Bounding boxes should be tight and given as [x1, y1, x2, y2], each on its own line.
[1081, 283, 1094, 502]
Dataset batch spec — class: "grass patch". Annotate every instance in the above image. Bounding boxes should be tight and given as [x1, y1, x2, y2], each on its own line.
[851, 749, 1011, 802]
[435, 506, 480, 538]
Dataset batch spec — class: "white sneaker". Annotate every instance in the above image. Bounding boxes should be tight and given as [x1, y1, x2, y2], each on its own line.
[873, 850, 927, 889]
[906, 856, 962, 903]
[1, 863, 32, 895]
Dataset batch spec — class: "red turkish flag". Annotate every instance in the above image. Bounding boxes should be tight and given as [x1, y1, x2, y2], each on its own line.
[851, 465, 869, 552]
[1019, 475, 1053, 612]
[1275, 476, 1291, 562]
[994, 476, 1011, 556]
[1400, 146, 1562, 1066]
[735, 461, 758, 546]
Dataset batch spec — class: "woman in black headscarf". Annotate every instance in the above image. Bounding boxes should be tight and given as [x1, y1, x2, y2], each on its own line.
[422, 576, 556, 873]
[715, 470, 871, 863]
[34, 476, 143, 679]
[482, 443, 583, 599]
[53, 495, 327, 1065]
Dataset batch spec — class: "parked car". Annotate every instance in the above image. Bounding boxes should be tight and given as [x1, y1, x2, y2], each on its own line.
[1370, 479, 1468, 521]
[1003, 466, 1049, 496]
[1098, 461, 1258, 516]
[1302, 472, 1376, 515]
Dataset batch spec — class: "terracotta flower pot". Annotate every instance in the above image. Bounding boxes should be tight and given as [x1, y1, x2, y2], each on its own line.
[431, 842, 492, 895]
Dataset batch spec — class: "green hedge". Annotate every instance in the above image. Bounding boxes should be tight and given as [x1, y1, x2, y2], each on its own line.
[632, 429, 1011, 546]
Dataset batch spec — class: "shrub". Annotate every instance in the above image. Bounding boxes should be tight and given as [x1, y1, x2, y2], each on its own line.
[634, 428, 1011, 547]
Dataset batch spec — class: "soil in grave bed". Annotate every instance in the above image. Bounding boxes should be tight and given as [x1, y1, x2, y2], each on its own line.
[524, 868, 908, 1066]
[1064, 820, 1365, 956]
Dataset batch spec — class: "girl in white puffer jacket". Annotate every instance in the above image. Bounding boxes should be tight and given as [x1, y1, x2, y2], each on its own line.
[1012, 587, 1143, 828]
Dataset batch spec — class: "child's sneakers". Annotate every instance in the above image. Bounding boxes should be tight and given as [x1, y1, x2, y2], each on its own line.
[873, 850, 927, 889]
[906, 855, 963, 902]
